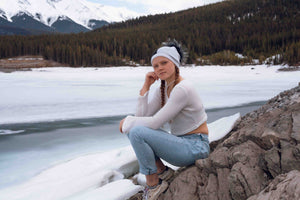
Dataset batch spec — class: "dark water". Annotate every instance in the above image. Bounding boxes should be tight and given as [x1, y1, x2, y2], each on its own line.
[0, 100, 266, 134]
[206, 101, 266, 122]
[0, 101, 265, 189]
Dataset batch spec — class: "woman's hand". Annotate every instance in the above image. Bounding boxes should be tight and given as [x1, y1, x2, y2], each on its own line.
[119, 118, 125, 133]
[140, 72, 159, 96]
[145, 71, 158, 86]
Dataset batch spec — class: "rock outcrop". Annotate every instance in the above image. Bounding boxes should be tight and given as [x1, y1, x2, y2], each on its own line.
[247, 170, 300, 200]
[130, 85, 300, 200]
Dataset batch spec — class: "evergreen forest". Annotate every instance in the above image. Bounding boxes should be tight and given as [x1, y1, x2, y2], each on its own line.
[0, 0, 299, 66]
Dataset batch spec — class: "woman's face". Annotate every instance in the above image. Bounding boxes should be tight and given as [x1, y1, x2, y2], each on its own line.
[152, 56, 176, 83]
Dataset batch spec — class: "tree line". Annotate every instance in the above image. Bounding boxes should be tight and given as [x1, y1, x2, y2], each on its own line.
[0, 0, 299, 66]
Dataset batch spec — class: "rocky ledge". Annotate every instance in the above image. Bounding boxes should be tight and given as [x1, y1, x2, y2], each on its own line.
[130, 84, 300, 200]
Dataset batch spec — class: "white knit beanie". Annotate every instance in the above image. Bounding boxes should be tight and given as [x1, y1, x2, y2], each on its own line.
[151, 46, 181, 68]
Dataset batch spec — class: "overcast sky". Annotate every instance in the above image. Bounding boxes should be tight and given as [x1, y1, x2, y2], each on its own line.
[87, 0, 223, 15]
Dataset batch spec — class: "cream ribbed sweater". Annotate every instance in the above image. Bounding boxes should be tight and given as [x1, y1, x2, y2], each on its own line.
[122, 80, 207, 136]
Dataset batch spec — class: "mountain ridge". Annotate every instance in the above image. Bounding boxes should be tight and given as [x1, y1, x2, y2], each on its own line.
[0, 0, 142, 34]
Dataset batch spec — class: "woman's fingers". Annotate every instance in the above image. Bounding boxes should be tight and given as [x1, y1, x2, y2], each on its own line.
[119, 118, 125, 133]
[147, 72, 158, 82]
[151, 72, 159, 80]
[142, 72, 159, 92]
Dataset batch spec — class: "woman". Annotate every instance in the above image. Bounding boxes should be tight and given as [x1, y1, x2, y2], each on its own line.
[119, 41, 210, 200]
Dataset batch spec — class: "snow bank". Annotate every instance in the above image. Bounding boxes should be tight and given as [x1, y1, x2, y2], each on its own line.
[66, 180, 143, 200]
[208, 112, 241, 142]
[0, 146, 139, 200]
[0, 113, 240, 200]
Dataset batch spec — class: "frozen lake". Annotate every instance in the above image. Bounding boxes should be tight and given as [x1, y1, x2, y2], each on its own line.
[0, 65, 299, 125]
[0, 65, 299, 199]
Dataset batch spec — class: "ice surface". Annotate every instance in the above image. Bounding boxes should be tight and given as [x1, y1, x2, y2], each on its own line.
[1, 65, 299, 125]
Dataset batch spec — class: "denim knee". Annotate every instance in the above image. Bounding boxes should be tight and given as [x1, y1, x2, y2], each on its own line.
[127, 126, 147, 143]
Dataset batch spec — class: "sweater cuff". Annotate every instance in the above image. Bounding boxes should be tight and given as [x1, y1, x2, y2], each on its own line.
[139, 91, 149, 98]
[122, 115, 135, 134]
[136, 91, 149, 116]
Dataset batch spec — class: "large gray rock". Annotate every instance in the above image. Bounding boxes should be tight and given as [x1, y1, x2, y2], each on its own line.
[247, 170, 300, 200]
[158, 86, 300, 200]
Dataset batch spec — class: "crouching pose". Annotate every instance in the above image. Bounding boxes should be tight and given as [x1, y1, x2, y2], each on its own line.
[119, 41, 210, 200]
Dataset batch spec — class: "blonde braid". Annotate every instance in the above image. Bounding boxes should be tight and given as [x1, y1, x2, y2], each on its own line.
[160, 67, 180, 108]
[174, 66, 180, 88]
[160, 80, 166, 107]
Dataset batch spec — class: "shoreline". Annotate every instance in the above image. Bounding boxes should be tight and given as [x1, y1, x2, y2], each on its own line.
[0, 56, 69, 73]
[0, 56, 299, 74]
[0, 100, 266, 135]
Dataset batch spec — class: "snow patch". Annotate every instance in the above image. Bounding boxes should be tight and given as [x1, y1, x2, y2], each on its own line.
[264, 54, 283, 65]
[208, 113, 241, 142]
[0, 129, 25, 135]
[235, 53, 245, 59]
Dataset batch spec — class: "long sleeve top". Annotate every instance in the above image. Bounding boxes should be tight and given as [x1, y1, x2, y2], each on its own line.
[122, 80, 207, 136]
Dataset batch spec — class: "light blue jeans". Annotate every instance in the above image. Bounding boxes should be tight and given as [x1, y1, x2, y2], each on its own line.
[127, 126, 210, 175]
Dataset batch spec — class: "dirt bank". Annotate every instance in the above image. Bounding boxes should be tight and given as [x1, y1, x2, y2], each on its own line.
[0, 56, 69, 73]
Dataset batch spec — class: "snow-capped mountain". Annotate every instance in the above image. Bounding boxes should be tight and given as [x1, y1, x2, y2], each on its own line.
[0, 0, 142, 35]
